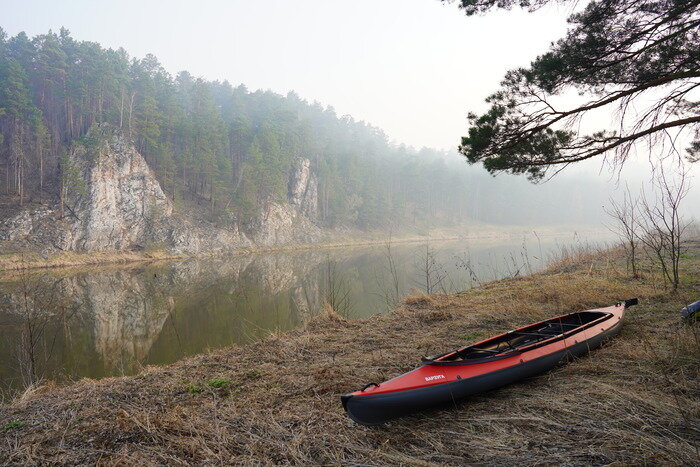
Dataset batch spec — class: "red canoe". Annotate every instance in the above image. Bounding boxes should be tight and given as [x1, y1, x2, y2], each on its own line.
[342, 299, 637, 425]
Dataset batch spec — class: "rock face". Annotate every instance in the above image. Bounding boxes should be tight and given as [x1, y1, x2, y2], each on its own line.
[245, 202, 322, 246]
[0, 206, 55, 246]
[0, 126, 326, 254]
[288, 158, 318, 220]
[244, 157, 323, 246]
[159, 219, 251, 255]
[63, 126, 173, 251]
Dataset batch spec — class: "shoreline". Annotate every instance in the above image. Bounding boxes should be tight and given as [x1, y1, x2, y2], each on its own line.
[0, 224, 609, 274]
[0, 240, 697, 464]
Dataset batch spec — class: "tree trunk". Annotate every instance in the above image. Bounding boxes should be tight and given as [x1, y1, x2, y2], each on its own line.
[127, 92, 135, 135]
[59, 179, 65, 219]
[39, 141, 44, 199]
[119, 89, 125, 128]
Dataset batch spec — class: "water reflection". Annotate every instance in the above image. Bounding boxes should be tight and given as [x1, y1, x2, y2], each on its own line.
[0, 234, 607, 392]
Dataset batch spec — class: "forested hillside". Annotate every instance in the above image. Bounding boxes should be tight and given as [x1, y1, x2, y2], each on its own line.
[0, 28, 608, 230]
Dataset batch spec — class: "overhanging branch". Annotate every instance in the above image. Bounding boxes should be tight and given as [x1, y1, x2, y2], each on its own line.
[511, 115, 700, 168]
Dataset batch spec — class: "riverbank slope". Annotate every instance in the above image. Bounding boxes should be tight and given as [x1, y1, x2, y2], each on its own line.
[1, 241, 698, 464]
[0, 223, 606, 273]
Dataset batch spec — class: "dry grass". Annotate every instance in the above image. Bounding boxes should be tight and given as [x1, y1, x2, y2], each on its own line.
[544, 241, 614, 272]
[0, 224, 606, 273]
[0, 242, 698, 465]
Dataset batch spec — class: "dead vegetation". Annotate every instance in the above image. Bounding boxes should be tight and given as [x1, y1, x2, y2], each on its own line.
[0, 241, 698, 465]
[0, 248, 187, 272]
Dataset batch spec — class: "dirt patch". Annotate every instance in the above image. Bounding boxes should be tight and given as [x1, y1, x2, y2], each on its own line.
[0, 243, 698, 465]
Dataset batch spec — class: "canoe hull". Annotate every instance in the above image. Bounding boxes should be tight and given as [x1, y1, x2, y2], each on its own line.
[342, 312, 623, 426]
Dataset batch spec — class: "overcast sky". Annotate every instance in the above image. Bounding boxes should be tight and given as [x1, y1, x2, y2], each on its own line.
[1, 0, 698, 214]
[0, 0, 578, 150]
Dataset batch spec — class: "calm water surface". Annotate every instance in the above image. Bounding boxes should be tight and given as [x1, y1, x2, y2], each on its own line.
[0, 233, 608, 392]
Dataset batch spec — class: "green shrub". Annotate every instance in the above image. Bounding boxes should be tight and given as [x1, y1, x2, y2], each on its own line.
[3, 421, 24, 431]
[463, 331, 485, 341]
[208, 378, 231, 389]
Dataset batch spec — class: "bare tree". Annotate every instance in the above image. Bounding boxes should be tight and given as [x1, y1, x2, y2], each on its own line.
[605, 184, 640, 278]
[8, 269, 71, 389]
[415, 243, 449, 294]
[636, 165, 690, 291]
[374, 240, 402, 310]
[324, 257, 352, 318]
[455, 249, 481, 288]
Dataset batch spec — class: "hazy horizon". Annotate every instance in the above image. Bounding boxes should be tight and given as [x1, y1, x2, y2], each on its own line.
[1, 0, 699, 216]
[1, 0, 576, 151]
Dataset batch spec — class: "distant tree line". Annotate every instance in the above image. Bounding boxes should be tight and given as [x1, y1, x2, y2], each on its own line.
[0, 27, 610, 229]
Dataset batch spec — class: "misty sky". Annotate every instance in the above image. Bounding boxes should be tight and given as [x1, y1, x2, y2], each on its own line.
[1, 0, 699, 213]
[1, 0, 577, 150]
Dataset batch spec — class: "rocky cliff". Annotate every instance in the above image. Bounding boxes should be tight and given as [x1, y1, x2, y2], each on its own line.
[0, 125, 325, 255]
[243, 157, 323, 247]
[288, 158, 318, 220]
[63, 129, 173, 251]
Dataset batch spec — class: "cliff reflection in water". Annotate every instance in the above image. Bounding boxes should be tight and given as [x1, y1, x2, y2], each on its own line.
[0, 236, 605, 391]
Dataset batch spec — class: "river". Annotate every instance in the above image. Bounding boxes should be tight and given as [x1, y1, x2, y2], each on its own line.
[0, 232, 609, 394]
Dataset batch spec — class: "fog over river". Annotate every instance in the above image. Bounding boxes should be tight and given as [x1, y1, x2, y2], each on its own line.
[0, 232, 611, 393]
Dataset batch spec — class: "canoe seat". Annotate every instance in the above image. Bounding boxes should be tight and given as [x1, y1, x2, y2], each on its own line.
[512, 331, 553, 338]
[469, 347, 500, 353]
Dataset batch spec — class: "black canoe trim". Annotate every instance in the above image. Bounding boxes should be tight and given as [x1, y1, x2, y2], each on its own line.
[343, 316, 623, 425]
[341, 393, 351, 412]
[423, 311, 616, 366]
[421, 350, 520, 366]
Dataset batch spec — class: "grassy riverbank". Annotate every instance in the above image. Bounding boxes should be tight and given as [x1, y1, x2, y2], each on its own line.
[0, 224, 606, 273]
[0, 248, 185, 272]
[1, 241, 698, 464]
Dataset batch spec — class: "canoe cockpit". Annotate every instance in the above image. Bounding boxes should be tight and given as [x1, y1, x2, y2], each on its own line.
[432, 311, 612, 363]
